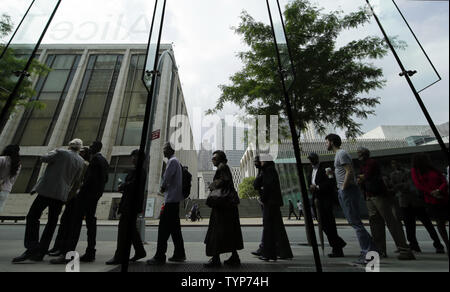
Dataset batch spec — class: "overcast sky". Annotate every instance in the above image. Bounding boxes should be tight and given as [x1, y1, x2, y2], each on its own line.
[1, 0, 449, 147]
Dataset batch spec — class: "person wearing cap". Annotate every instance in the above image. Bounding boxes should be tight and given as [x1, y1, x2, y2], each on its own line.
[0, 145, 21, 213]
[307, 152, 346, 258]
[357, 147, 415, 260]
[12, 139, 85, 263]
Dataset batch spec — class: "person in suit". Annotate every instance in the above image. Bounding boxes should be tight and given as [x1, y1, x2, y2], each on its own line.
[106, 149, 147, 265]
[70, 141, 109, 262]
[253, 155, 293, 262]
[12, 139, 85, 263]
[307, 152, 346, 258]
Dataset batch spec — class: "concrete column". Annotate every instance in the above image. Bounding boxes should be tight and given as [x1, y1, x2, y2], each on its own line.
[0, 50, 48, 151]
[47, 49, 89, 148]
[147, 55, 173, 218]
[101, 49, 132, 162]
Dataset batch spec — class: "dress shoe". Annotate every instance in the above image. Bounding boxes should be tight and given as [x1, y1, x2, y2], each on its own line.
[251, 249, 262, 257]
[48, 250, 63, 257]
[50, 256, 70, 265]
[30, 253, 45, 262]
[146, 257, 166, 266]
[258, 256, 277, 262]
[203, 258, 221, 268]
[130, 251, 147, 262]
[224, 255, 241, 267]
[409, 245, 421, 253]
[105, 257, 121, 265]
[12, 251, 34, 263]
[397, 251, 416, 260]
[277, 256, 293, 260]
[328, 249, 345, 258]
[47, 247, 60, 255]
[80, 250, 96, 263]
[168, 255, 186, 263]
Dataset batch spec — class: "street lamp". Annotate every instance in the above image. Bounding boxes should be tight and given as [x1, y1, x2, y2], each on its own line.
[365, 0, 448, 161]
[0, 0, 62, 135]
[265, 0, 322, 272]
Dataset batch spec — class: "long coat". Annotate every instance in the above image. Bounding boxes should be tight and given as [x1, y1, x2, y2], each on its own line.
[204, 162, 244, 256]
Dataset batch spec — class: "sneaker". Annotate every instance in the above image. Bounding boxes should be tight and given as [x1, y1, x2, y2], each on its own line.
[353, 252, 368, 265]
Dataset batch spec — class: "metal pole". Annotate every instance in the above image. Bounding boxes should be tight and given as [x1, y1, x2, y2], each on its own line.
[0, 0, 62, 135]
[0, 0, 36, 60]
[266, 0, 323, 272]
[366, 0, 449, 162]
[121, 0, 167, 272]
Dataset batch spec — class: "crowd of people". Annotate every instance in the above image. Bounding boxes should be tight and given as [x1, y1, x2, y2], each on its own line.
[0, 132, 448, 268]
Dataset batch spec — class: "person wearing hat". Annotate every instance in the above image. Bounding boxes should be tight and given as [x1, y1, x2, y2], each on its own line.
[307, 152, 346, 258]
[0, 145, 21, 213]
[12, 139, 85, 263]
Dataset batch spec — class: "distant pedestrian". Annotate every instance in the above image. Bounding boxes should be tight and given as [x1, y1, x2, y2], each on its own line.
[288, 199, 298, 220]
[389, 160, 445, 254]
[106, 149, 147, 265]
[411, 153, 449, 254]
[147, 142, 186, 265]
[0, 145, 21, 213]
[307, 152, 346, 258]
[204, 150, 243, 268]
[357, 147, 415, 260]
[70, 141, 109, 263]
[12, 139, 85, 263]
[325, 134, 376, 265]
[253, 155, 293, 262]
[296, 200, 303, 220]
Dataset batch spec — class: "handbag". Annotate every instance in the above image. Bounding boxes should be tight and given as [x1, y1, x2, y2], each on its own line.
[206, 188, 239, 208]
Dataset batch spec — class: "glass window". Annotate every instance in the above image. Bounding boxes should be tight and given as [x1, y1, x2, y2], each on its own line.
[11, 157, 40, 193]
[94, 55, 118, 70]
[13, 54, 80, 146]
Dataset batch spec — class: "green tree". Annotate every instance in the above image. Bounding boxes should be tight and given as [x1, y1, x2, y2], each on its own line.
[0, 14, 50, 116]
[208, 0, 394, 138]
[238, 177, 259, 199]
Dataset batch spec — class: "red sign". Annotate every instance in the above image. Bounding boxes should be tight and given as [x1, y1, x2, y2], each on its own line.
[151, 130, 161, 141]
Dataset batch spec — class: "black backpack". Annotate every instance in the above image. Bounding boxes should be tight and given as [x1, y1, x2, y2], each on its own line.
[181, 165, 192, 199]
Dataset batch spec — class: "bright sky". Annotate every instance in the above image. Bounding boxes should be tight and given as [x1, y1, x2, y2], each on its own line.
[1, 0, 449, 147]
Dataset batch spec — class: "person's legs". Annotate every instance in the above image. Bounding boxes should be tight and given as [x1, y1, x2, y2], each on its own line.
[84, 196, 100, 254]
[154, 205, 171, 260]
[319, 198, 346, 255]
[416, 206, 444, 250]
[37, 197, 64, 256]
[338, 186, 374, 256]
[436, 219, 449, 253]
[24, 195, 50, 252]
[261, 205, 277, 259]
[402, 206, 420, 250]
[366, 198, 387, 255]
[371, 196, 414, 259]
[168, 203, 186, 258]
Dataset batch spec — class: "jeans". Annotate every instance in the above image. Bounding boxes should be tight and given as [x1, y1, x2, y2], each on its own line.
[0, 191, 9, 213]
[338, 185, 375, 255]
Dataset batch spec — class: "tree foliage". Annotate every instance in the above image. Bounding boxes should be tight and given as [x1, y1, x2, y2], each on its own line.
[0, 14, 50, 115]
[238, 176, 259, 199]
[208, 0, 392, 138]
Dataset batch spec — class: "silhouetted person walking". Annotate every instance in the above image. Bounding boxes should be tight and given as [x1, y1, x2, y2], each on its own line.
[106, 149, 147, 265]
[147, 142, 186, 265]
[71, 141, 109, 262]
[307, 152, 346, 258]
[288, 199, 298, 220]
[12, 139, 85, 263]
[204, 150, 243, 268]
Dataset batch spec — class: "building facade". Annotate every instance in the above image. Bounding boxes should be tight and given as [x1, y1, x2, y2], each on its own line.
[0, 44, 198, 219]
